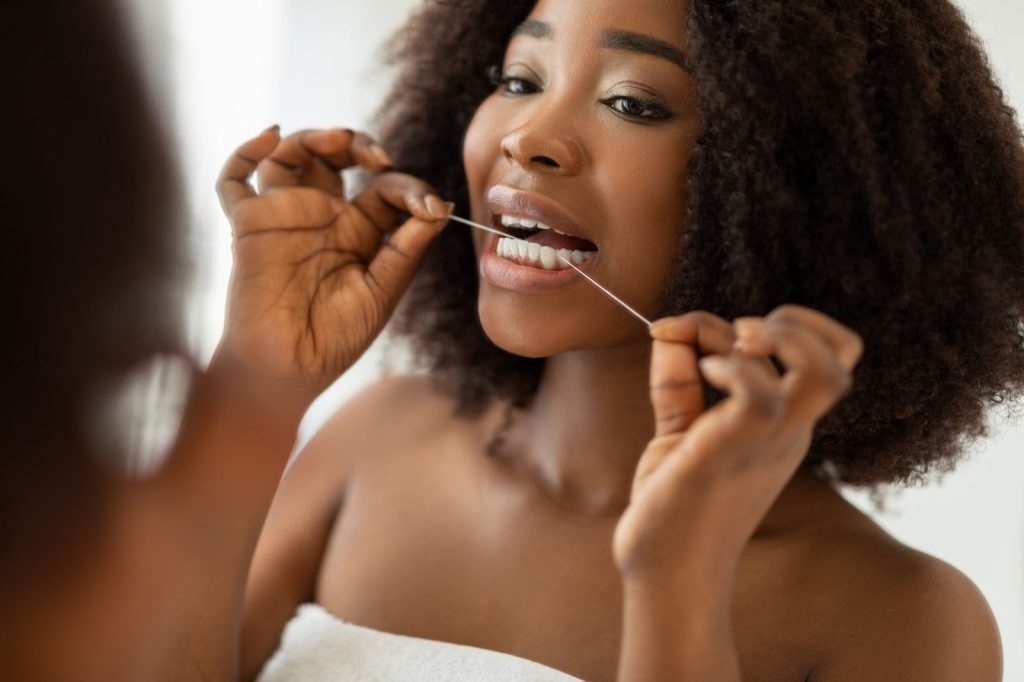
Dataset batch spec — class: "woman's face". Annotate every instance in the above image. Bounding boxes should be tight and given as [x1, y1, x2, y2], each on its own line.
[463, 0, 700, 358]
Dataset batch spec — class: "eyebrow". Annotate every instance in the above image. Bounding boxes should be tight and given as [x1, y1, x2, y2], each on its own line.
[511, 20, 691, 73]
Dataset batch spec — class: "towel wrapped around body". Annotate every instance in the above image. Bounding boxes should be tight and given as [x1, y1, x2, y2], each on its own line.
[257, 603, 588, 681]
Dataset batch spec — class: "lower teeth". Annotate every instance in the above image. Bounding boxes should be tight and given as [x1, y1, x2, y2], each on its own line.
[496, 237, 596, 270]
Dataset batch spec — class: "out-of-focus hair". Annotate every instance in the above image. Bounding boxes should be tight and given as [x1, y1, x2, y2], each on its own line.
[1, 0, 183, 595]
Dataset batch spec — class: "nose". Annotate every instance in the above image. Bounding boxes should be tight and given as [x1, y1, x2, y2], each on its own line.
[500, 120, 585, 177]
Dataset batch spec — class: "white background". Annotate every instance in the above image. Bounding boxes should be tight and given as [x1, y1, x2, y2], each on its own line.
[128, 0, 1023, 676]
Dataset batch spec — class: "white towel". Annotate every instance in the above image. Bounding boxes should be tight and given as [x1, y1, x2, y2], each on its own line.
[256, 604, 588, 682]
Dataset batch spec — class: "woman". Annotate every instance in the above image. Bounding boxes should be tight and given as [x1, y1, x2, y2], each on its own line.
[237, 0, 1024, 680]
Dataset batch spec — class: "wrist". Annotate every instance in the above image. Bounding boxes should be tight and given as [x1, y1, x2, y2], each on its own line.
[622, 562, 736, 612]
[618, 563, 741, 682]
[617, 528, 742, 591]
[206, 342, 320, 424]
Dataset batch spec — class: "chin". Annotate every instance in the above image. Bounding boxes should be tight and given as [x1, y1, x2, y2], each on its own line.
[477, 290, 643, 357]
[477, 294, 585, 358]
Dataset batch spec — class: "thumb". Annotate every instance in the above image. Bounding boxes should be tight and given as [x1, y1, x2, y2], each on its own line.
[364, 207, 450, 307]
[649, 338, 705, 438]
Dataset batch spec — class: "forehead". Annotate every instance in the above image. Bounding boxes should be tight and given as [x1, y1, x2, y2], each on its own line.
[525, 0, 689, 46]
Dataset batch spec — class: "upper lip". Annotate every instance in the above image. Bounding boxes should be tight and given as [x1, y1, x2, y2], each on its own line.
[486, 185, 596, 246]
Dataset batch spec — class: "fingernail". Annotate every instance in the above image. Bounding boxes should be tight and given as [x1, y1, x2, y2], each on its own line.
[648, 317, 676, 335]
[372, 144, 394, 167]
[436, 202, 455, 232]
[699, 356, 726, 373]
[425, 195, 449, 220]
[263, 124, 280, 136]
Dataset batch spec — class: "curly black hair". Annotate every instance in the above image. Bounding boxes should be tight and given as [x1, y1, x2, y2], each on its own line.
[376, 0, 1024, 487]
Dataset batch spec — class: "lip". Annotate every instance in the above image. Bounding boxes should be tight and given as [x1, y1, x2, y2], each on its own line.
[486, 185, 595, 246]
[479, 233, 599, 293]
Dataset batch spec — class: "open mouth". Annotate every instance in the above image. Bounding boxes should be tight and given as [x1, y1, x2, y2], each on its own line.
[491, 214, 599, 271]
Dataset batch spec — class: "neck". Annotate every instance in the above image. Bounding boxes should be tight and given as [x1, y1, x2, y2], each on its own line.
[507, 339, 655, 517]
[497, 341, 843, 528]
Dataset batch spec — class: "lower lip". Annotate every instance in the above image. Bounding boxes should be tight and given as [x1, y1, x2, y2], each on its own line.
[479, 234, 599, 293]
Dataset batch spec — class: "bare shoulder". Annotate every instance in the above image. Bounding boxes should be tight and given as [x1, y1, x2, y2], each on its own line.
[797, 509, 1003, 681]
[241, 373, 458, 679]
[302, 373, 457, 471]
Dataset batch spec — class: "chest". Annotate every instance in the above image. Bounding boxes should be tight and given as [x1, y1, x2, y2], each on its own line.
[313, 449, 816, 682]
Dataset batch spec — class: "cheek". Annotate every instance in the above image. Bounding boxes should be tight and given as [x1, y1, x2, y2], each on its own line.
[462, 100, 502, 206]
[598, 145, 690, 299]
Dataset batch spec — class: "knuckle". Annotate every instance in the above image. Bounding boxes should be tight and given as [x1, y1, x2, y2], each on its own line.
[820, 360, 849, 391]
[682, 310, 715, 325]
[229, 201, 257, 226]
[351, 130, 374, 145]
[382, 236, 412, 262]
[848, 331, 865, 360]
[765, 318, 797, 341]
[805, 365, 849, 401]
[767, 304, 801, 322]
[834, 368, 854, 395]
[656, 409, 700, 434]
[689, 310, 733, 335]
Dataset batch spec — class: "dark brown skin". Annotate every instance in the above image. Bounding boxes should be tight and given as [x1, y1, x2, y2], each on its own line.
[240, 0, 1002, 680]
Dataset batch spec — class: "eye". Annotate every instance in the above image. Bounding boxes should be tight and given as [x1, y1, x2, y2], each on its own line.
[501, 76, 539, 95]
[487, 65, 541, 96]
[602, 95, 672, 121]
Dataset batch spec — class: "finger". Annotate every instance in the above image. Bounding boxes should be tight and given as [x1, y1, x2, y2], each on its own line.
[288, 130, 392, 174]
[758, 320, 853, 422]
[765, 305, 863, 372]
[217, 125, 280, 215]
[255, 128, 351, 195]
[650, 339, 704, 438]
[733, 316, 775, 357]
[648, 311, 738, 357]
[351, 172, 447, 233]
[349, 131, 394, 172]
[363, 209, 450, 308]
[698, 352, 784, 421]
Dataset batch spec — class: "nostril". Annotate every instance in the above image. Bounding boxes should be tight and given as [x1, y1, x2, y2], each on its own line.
[532, 155, 559, 169]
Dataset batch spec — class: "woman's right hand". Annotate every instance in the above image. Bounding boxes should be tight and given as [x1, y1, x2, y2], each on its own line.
[214, 125, 450, 398]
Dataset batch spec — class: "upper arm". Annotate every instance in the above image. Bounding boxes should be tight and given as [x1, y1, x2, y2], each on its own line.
[238, 375, 424, 680]
[814, 553, 1002, 681]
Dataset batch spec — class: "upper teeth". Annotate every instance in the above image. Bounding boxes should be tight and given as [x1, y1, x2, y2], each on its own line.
[495, 237, 596, 270]
[500, 214, 556, 232]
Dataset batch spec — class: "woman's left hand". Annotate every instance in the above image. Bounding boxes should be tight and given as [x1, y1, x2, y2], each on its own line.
[612, 305, 864, 584]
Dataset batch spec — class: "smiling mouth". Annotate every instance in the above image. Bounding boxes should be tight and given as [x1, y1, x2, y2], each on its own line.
[491, 213, 599, 271]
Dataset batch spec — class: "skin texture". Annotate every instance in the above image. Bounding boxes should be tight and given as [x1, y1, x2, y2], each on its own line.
[241, 1, 1003, 680]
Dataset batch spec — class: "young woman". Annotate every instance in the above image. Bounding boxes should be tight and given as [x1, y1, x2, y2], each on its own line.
[233, 0, 1024, 680]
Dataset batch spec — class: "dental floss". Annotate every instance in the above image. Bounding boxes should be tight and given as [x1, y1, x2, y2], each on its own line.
[446, 214, 518, 240]
[446, 213, 653, 328]
[553, 255, 653, 327]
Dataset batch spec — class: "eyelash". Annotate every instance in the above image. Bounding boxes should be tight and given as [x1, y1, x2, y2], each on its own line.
[487, 67, 673, 122]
